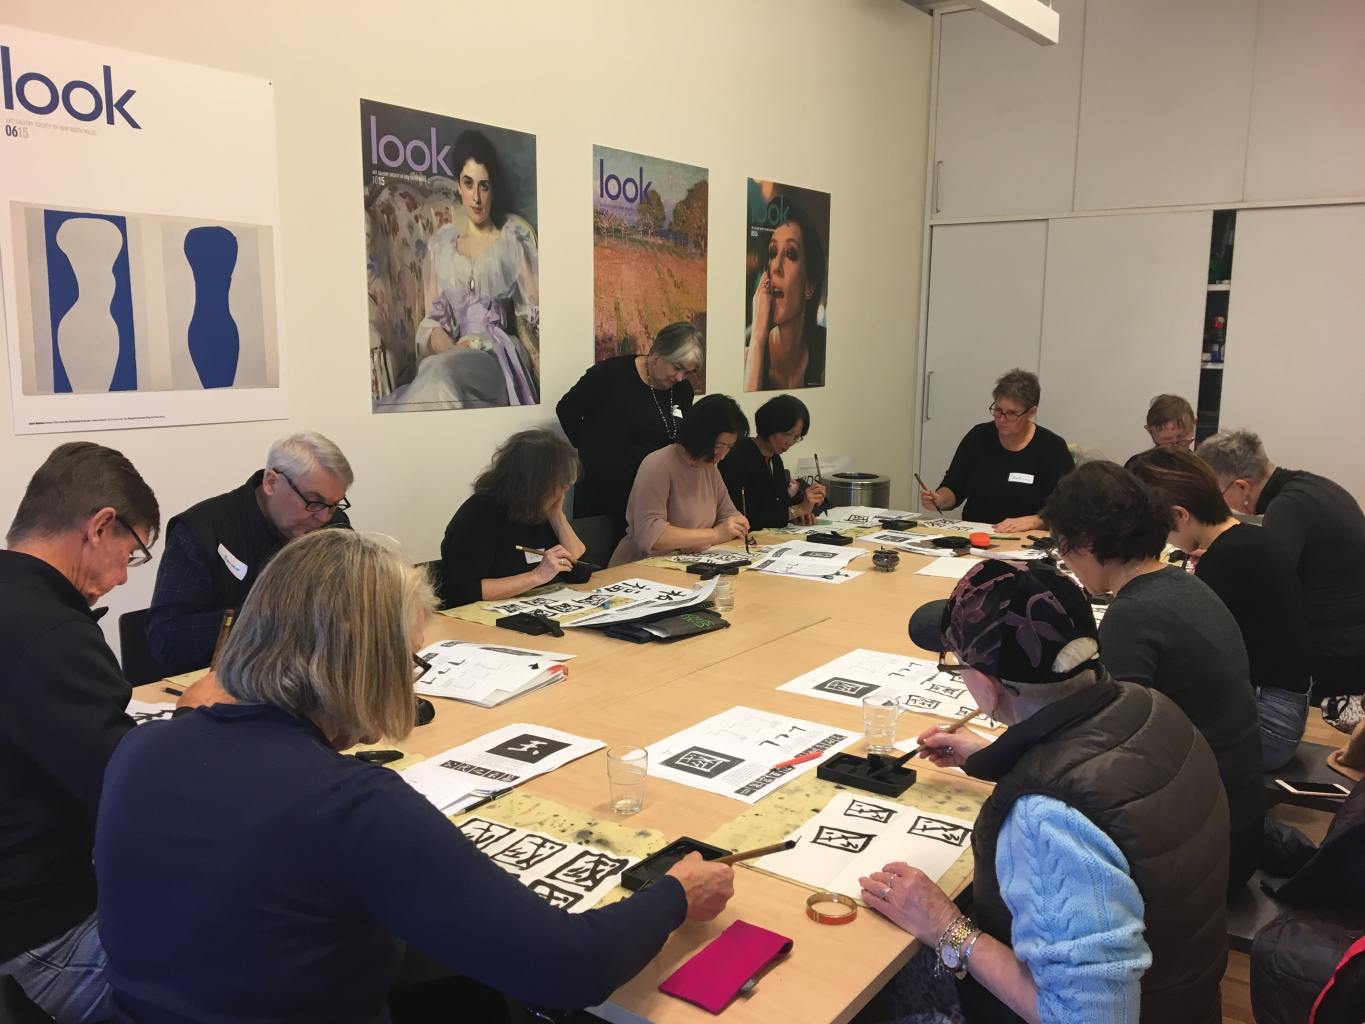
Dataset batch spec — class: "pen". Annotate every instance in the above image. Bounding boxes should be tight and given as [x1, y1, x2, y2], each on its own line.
[163, 686, 183, 697]
[914, 472, 941, 513]
[771, 750, 824, 771]
[877, 708, 981, 775]
[514, 544, 602, 573]
[715, 839, 796, 864]
[462, 787, 513, 813]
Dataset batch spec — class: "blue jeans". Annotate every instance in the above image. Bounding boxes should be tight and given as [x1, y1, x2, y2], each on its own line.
[1257, 685, 1310, 771]
[0, 912, 111, 1023]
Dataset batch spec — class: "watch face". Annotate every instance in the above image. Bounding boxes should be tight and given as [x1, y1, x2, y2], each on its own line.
[941, 945, 961, 969]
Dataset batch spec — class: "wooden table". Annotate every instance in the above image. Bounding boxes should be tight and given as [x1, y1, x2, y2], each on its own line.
[134, 534, 1007, 1024]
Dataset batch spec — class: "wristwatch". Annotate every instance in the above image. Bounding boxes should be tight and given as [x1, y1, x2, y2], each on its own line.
[935, 914, 982, 979]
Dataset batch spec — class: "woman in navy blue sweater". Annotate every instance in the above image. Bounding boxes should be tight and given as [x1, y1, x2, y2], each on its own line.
[94, 530, 733, 1023]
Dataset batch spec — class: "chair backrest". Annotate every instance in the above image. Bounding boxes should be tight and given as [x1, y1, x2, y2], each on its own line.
[570, 515, 620, 570]
[118, 608, 163, 686]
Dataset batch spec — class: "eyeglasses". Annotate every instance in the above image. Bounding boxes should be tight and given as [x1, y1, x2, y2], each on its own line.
[412, 653, 433, 677]
[775, 430, 805, 445]
[274, 469, 351, 514]
[936, 654, 965, 678]
[1156, 435, 1196, 449]
[115, 513, 155, 567]
[988, 404, 1029, 421]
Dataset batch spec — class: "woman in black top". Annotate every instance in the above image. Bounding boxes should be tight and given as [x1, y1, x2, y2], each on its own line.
[921, 369, 1073, 532]
[719, 395, 827, 529]
[1129, 447, 1312, 769]
[1044, 461, 1263, 894]
[556, 323, 702, 533]
[439, 430, 589, 608]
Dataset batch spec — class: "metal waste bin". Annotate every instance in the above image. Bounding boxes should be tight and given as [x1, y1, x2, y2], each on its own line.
[825, 472, 891, 510]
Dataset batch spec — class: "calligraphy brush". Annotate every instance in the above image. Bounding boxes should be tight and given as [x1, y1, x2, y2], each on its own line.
[740, 487, 752, 554]
[871, 708, 980, 777]
[514, 544, 602, 573]
[914, 472, 941, 514]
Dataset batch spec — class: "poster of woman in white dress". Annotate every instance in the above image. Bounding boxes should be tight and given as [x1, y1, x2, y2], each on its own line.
[361, 100, 539, 412]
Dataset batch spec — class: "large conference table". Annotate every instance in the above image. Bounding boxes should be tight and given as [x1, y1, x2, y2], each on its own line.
[136, 530, 1010, 1024]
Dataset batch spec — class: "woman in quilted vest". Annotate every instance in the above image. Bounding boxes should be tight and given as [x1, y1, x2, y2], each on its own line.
[858, 560, 1229, 1024]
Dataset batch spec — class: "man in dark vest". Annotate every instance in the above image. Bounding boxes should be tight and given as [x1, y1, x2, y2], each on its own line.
[146, 432, 353, 679]
[858, 559, 1228, 1023]
[1, 443, 159, 1020]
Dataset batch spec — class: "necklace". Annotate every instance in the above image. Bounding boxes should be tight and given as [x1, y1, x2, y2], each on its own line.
[643, 356, 678, 440]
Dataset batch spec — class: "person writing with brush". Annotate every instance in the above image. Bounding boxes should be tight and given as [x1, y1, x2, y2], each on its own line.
[438, 430, 589, 608]
[857, 559, 1228, 1024]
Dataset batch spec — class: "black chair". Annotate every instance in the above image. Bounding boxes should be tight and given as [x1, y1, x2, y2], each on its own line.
[570, 516, 619, 572]
[0, 976, 53, 1024]
[118, 608, 163, 686]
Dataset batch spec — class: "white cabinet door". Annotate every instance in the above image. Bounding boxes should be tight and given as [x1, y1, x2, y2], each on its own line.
[1218, 205, 1365, 503]
[1244, 0, 1365, 202]
[919, 221, 1048, 496]
[933, 0, 1085, 220]
[1074, 0, 1257, 211]
[1038, 212, 1210, 463]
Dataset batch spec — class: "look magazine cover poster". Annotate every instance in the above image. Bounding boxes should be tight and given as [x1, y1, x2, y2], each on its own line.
[0, 25, 285, 433]
[743, 178, 830, 393]
[592, 145, 708, 392]
[362, 99, 539, 412]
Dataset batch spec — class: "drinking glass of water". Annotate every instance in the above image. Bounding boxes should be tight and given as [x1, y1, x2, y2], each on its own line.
[607, 745, 648, 815]
[862, 697, 900, 756]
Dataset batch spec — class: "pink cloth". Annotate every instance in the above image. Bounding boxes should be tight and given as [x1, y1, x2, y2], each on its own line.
[610, 445, 738, 566]
[659, 920, 793, 1014]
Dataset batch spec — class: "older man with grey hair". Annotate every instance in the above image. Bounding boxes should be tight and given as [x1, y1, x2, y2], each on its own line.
[1, 442, 159, 1021]
[1198, 429, 1365, 727]
[146, 432, 354, 677]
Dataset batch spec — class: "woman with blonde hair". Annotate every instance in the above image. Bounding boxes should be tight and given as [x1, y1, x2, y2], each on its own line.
[95, 530, 733, 1022]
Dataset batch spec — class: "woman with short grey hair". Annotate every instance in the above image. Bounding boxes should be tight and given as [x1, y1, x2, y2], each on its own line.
[919, 368, 1074, 533]
[96, 529, 735, 1021]
[556, 322, 704, 535]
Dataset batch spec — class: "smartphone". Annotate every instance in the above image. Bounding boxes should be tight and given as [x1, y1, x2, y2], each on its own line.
[1274, 779, 1350, 798]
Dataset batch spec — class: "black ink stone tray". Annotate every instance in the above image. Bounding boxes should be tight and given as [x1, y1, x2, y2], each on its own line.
[621, 837, 729, 892]
[817, 753, 917, 797]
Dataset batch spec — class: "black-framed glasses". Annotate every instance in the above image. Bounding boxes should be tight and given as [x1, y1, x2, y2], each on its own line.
[775, 429, 805, 445]
[988, 403, 1029, 421]
[115, 513, 155, 567]
[936, 654, 965, 678]
[274, 468, 351, 514]
[412, 653, 433, 677]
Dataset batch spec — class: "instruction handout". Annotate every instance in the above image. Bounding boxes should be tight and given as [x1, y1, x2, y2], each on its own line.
[403, 724, 603, 814]
[414, 641, 575, 707]
[753, 792, 974, 899]
[750, 540, 865, 582]
[646, 706, 856, 804]
[778, 649, 1001, 728]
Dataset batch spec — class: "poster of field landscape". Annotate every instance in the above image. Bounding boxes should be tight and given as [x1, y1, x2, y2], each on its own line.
[592, 146, 708, 391]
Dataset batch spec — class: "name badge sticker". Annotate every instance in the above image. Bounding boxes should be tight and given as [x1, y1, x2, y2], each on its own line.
[672, 404, 683, 418]
[217, 543, 248, 581]
[1008, 472, 1035, 485]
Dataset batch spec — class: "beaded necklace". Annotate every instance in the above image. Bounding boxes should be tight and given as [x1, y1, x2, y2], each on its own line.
[643, 356, 678, 441]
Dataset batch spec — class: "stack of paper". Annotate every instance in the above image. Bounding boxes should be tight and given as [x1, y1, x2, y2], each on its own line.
[480, 577, 717, 628]
[823, 506, 920, 527]
[402, 724, 603, 814]
[414, 641, 575, 708]
[646, 706, 856, 804]
[915, 516, 997, 533]
[862, 530, 954, 556]
[778, 649, 1002, 729]
[750, 541, 864, 583]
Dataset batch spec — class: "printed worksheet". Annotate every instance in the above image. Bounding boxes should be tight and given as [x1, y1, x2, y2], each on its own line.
[454, 819, 633, 913]
[751, 541, 865, 581]
[862, 531, 953, 555]
[823, 506, 920, 527]
[402, 724, 603, 814]
[914, 516, 997, 533]
[753, 792, 974, 899]
[646, 706, 856, 804]
[777, 649, 1001, 728]
[414, 641, 574, 707]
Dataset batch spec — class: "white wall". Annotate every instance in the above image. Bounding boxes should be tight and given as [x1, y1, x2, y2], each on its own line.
[0, 0, 933, 652]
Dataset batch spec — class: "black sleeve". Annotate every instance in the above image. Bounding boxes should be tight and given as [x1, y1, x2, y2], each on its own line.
[938, 428, 980, 509]
[1260, 494, 1309, 567]
[1098, 603, 1161, 688]
[0, 620, 133, 808]
[438, 498, 499, 608]
[556, 362, 613, 447]
[1035, 433, 1075, 502]
[340, 769, 688, 1010]
[145, 524, 227, 675]
[718, 447, 748, 518]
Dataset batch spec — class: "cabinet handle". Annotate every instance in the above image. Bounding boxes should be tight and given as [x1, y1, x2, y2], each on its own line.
[924, 369, 934, 421]
[933, 161, 943, 215]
